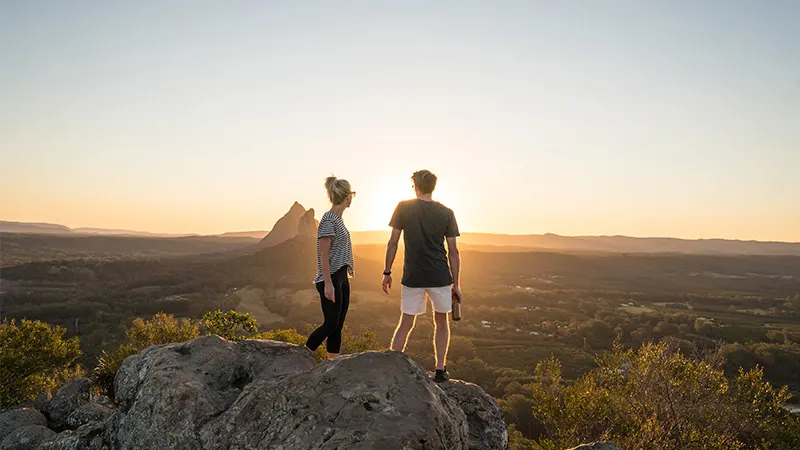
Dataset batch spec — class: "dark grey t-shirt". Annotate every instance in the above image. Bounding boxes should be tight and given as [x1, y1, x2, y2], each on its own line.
[389, 199, 460, 288]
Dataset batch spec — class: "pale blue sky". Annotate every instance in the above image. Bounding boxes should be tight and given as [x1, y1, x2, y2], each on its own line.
[2, 1, 799, 240]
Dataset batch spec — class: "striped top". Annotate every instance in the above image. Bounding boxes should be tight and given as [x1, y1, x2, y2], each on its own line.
[313, 211, 355, 283]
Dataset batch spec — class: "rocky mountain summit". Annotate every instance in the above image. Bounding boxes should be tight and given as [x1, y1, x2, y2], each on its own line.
[259, 202, 318, 248]
[0, 336, 619, 449]
[0, 336, 507, 450]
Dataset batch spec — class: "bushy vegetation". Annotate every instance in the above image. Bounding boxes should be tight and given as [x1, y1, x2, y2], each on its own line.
[200, 310, 257, 341]
[258, 325, 382, 362]
[502, 341, 800, 449]
[0, 319, 83, 407]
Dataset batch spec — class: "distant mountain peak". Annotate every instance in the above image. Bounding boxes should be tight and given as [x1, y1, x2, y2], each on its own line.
[258, 202, 317, 247]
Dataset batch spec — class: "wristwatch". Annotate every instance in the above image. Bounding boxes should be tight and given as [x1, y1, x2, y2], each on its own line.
[383, 270, 392, 276]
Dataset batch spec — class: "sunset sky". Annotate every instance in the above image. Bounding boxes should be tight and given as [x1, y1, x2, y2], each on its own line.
[2, 1, 799, 241]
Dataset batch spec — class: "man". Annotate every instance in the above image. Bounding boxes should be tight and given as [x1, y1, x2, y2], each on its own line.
[382, 169, 461, 382]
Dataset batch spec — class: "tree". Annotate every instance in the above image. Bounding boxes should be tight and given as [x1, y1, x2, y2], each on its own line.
[200, 310, 257, 341]
[507, 424, 537, 450]
[127, 312, 199, 347]
[524, 341, 800, 449]
[448, 336, 477, 361]
[1, 319, 82, 407]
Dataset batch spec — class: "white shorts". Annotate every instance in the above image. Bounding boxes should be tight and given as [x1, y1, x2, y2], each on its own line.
[401, 285, 452, 315]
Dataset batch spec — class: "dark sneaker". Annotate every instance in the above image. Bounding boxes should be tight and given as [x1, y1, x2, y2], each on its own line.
[433, 368, 450, 383]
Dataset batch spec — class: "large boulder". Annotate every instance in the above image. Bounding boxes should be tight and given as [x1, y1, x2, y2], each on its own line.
[440, 380, 508, 450]
[43, 379, 90, 431]
[0, 410, 46, 442]
[0, 425, 56, 450]
[65, 404, 115, 430]
[2, 337, 504, 450]
[111, 335, 316, 448]
[42, 421, 106, 450]
[200, 351, 469, 450]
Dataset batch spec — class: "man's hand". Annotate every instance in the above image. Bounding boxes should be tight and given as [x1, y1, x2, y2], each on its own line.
[452, 285, 462, 302]
[382, 274, 393, 294]
[324, 281, 335, 302]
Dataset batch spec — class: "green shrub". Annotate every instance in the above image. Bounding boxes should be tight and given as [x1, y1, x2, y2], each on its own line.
[127, 312, 199, 347]
[0, 319, 82, 407]
[259, 326, 383, 363]
[256, 328, 306, 345]
[200, 310, 257, 341]
[93, 344, 138, 398]
[518, 341, 800, 449]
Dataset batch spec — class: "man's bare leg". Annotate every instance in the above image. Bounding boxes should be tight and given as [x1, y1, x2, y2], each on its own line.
[433, 311, 450, 370]
[391, 313, 417, 351]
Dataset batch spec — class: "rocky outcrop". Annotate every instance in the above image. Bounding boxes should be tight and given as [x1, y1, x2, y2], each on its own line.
[200, 351, 468, 450]
[0, 410, 46, 442]
[112, 336, 316, 448]
[440, 380, 508, 450]
[64, 404, 114, 430]
[259, 202, 313, 247]
[1, 337, 508, 450]
[297, 208, 318, 238]
[0, 425, 55, 450]
[42, 380, 90, 432]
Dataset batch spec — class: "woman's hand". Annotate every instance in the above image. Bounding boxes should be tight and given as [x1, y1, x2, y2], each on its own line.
[324, 281, 335, 302]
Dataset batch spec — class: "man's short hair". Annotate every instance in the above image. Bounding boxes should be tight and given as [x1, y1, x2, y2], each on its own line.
[412, 170, 437, 194]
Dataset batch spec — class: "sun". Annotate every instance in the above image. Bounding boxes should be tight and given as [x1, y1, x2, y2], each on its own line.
[349, 174, 466, 232]
[354, 177, 415, 231]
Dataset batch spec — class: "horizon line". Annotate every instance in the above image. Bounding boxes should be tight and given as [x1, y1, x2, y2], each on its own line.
[2, 219, 799, 245]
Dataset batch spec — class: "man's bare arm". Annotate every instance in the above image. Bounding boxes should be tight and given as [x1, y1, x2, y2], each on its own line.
[446, 236, 461, 291]
[382, 228, 402, 294]
[384, 228, 401, 273]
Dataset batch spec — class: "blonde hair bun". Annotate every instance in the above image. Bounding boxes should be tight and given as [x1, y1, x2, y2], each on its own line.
[324, 175, 352, 205]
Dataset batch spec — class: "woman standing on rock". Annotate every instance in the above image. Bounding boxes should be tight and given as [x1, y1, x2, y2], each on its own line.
[305, 176, 355, 359]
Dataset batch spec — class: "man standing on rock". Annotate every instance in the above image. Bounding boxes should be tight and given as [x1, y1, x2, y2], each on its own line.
[382, 169, 462, 382]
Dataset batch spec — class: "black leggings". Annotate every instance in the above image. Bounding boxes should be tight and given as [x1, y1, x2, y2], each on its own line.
[305, 267, 350, 354]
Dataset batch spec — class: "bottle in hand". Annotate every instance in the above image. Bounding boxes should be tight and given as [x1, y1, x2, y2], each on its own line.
[451, 290, 462, 321]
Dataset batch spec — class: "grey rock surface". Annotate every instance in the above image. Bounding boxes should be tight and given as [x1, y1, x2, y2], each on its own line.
[0, 410, 47, 442]
[65, 404, 114, 430]
[0, 425, 56, 450]
[43, 379, 90, 431]
[440, 380, 509, 450]
[112, 335, 316, 448]
[201, 351, 469, 450]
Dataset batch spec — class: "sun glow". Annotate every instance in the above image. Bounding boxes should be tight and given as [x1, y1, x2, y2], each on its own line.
[351, 173, 467, 232]
[355, 177, 413, 231]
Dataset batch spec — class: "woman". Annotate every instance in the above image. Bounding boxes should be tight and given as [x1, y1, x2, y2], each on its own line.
[305, 176, 355, 359]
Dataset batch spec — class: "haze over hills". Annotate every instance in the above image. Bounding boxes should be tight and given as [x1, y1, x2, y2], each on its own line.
[0, 221, 72, 235]
[217, 230, 270, 239]
[4, 207, 800, 256]
[0, 221, 191, 238]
